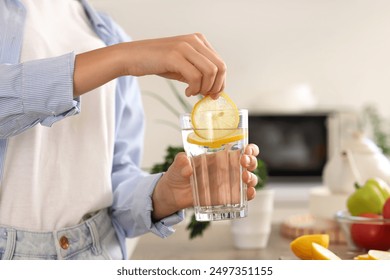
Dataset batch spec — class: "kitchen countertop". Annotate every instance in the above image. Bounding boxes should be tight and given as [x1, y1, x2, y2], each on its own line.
[130, 221, 358, 260]
[129, 183, 360, 260]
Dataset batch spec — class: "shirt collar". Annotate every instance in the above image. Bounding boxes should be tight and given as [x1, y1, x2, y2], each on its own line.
[79, 0, 116, 45]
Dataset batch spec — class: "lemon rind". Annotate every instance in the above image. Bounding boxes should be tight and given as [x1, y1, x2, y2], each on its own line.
[187, 131, 246, 148]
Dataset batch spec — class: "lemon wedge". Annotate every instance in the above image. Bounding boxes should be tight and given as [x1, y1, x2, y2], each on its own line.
[368, 250, 390, 260]
[290, 234, 330, 260]
[187, 130, 246, 148]
[354, 254, 370, 260]
[311, 242, 341, 260]
[191, 92, 239, 140]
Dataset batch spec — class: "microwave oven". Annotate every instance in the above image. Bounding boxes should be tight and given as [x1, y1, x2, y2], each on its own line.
[248, 110, 357, 180]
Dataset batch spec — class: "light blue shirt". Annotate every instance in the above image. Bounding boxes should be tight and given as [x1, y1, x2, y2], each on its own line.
[0, 0, 183, 258]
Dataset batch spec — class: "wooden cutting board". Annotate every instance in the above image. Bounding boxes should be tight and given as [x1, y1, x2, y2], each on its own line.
[280, 213, 346, 244]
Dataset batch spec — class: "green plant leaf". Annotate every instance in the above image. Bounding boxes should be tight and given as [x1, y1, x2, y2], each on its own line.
[362, 104, 390, 156]
[186, 214, 211, 239]
[150, 146, 184, 174]
[253, 159, 268, 190]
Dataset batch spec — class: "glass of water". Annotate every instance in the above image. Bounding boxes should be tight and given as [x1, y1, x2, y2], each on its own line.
[180, 109, 249, 221]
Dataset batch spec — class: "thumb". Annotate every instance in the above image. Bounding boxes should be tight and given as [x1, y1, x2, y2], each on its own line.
[172, 152, 193, 178]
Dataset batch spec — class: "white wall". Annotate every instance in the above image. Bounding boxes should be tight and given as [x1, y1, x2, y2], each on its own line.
[89, 0, 390, 169]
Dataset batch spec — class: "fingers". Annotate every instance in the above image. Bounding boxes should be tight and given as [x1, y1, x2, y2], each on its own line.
[244, 172, 257, 201]
[175, 33, 226, 97]
[184, 46, 219, 95]
[242, 169, 258, 189]
[123, 33, 225, 98]
[241, 143, 260, 199]
[247, 186, 256, 201]
[245, 143, 260, 157]
[190, 33, 227, 96]
[241, 144, 260, 172]
[175, 44, 218, 98]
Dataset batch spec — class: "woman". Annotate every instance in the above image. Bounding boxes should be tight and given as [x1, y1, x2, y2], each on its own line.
[0, 0, 259, 260]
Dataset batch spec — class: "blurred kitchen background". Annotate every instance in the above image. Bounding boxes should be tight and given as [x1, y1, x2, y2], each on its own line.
[88, 0, 390, 258]
[90, 0, 390, 213]
[90, 0, 390, 170]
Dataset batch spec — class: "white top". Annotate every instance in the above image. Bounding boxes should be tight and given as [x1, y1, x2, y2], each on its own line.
[0, 0, 116, 231]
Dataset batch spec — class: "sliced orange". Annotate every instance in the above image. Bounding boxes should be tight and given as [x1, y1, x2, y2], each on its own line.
[191, 92, 239, 140]
[311, 242, 341, 260]
[290, 234, 330, 260]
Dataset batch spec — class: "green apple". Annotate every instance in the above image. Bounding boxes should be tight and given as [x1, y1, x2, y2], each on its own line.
[347, 177, 390, 216]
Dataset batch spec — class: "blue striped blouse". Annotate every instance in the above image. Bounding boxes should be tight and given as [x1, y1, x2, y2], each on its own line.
[0, 0, 183, 258]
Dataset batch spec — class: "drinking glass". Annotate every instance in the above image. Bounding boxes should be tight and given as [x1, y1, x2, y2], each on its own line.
[180, 109, 248, 221]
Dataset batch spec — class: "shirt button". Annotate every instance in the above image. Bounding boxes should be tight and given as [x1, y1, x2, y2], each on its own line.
[59, 236, 69, 250]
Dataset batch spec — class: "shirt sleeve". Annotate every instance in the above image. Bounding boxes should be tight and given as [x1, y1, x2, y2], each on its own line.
[110, 74, 184, 243]
[94, 8, 186, 241]
[0, 52, 80, 138]
[0, 53, 80, 138]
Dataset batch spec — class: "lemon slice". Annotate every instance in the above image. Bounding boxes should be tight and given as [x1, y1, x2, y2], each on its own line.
[290, 234, 330, 260]
[368, 250, 390, 260]
[187, 130, 246, 148]
[354, 254, 370, 260]
[311, 242, 341, 260]
[191, 92, 239, 140]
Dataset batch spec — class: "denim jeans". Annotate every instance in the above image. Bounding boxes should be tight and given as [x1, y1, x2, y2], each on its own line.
[0, 209, 123, 260]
